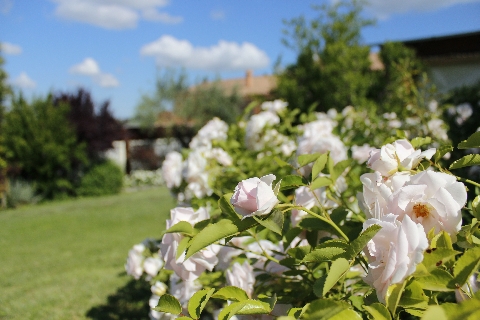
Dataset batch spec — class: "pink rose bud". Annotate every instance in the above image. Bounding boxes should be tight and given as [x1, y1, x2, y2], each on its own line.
[231, 174, 279, 219]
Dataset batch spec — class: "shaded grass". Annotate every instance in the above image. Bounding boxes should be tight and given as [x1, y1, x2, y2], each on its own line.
[0, 187, 175, 320]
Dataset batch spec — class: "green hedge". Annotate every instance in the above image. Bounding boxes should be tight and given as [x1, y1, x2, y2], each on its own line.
[77, 161, 123, 197]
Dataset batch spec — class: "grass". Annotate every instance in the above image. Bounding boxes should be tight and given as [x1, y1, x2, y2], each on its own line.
[0, 187, 176, 320]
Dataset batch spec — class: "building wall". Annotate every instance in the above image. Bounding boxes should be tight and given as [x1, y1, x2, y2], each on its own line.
[427, 58, 480, 93]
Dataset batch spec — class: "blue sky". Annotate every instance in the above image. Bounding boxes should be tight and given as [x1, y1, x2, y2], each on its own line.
[1, 0, 480, 119]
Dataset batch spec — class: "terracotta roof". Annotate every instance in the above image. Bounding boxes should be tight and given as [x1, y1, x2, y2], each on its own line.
[154, 111, 195, 127]
[191, 70, 277, 97]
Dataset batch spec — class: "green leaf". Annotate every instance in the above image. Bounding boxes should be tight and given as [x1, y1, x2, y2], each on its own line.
[287, 245, 311, 260]
[280, 175, 308, 190]
[363, 303, 392, 320]
[176, 236, 191, 261]
[298, 153, 321, 167]
[399, 280, 428, 309]
[153, 294, 182, 315]
[237, 300, 271, 314]
[185, 220, 239, 260]
[449, 154, 480, 170]
[253, 210, 284, 235]
[212, 286, 249, 302]
[348, 224, 382, 258]
[165, 221, 194, 236]
[287, 307, 304, 318]
[219, 193, 241, 222]
[302, 299, 352, 320]
[434, 145, 453, 163]
[396, 130, 407, 139]
[411, 137, 432, 148]
[472, 195, 480, 219]
[217, 302, 245, 320]
[452, 247, 480, 287]
[421, 305, 448, 320]
[331, 159, 351, 182]
[274, 156, 291, 168]
[431, 231, 453, 250]
[312, 153, 328, 178]
[176, 317, 193, 320]
[422, 248, 460, 271]
[416, 269, 455, 291]
[310, 177, 332, 190]
[458, 131, 480, 149]
[385, 280, 407, 314]
[302, 247, 347, 262]
[329, 309, 362, 320]
[322, 258, 350, 296]
[188, 288, 215, 319]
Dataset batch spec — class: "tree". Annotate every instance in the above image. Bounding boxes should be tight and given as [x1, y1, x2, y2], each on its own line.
[4, 94, 88, 199]
[0, 52, 12, 207]
[176, 81, 244, 128]
[54, 88, 124, 163]
[133, 69, 244, 131]
[133, 69, 189, 130]
[275, 0, 375, 113]
[371, 41, 430, 116]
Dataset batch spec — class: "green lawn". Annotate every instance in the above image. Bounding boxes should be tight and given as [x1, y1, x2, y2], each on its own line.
[0, 187, 175, 320]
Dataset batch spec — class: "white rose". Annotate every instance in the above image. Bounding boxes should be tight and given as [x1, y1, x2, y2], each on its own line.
[291, 179, 346, 226]
[245, 111, 280, 151]
[143, 256, 164, 278]
[161, 207, 219, 281]
[183, 149, 213, 199]
[351, 144, 376, 164]
[226, 262, 256, 298]
[151, 281, 168, 296]
[209, 147, 233, 166]
[161, 151, 183, 189]
[297, 134, 347, 176]
[169, 273, 202, 307]
[388, 170, 467, 239]
[261, 99, 288, 113]
[367, 139, 435, 177]
[231, 174, 279, 219]
[189, 117, 228, 149]
[363, 214, 428, 303]
[300, 119, 336, 138]
[358, 171, 411, 219]
[125, 243, 145, 280]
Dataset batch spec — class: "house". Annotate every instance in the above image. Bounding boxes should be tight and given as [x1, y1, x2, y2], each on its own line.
[402, 31, 480, 92]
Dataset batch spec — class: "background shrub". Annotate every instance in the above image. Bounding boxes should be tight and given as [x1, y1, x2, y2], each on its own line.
[6, 179, 41, 208]
[77, 161, 124, 197]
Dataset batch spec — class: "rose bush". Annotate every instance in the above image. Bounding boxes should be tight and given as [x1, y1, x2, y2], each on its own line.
[125, 100, 480, 320]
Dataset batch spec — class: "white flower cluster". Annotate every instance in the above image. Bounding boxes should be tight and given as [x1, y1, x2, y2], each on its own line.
[161, 118, 232, 201]
[297, 114, 347, 176]
[358, 139, 467, 302]
[125, 239, 164, 281]
[124, 169, 164, 188]
[245, 100, 296, 156]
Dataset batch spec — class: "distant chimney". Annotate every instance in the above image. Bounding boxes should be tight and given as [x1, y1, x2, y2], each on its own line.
[245, 69, 253, 87]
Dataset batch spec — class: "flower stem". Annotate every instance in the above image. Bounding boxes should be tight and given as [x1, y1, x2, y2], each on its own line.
[294, 206, 350, 242]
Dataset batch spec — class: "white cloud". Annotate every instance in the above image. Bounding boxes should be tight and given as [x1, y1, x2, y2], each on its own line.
[0, 42, 22, 55]
[140, 35, 270, 72]
[69, 57, 119, 87]
[52, 0, 181, 29]
[142, 7, 183, 23]
[210, 10, 225, 21]
[96, 73, 119, 87]
[11, 72, 36, 89]
[69, 57, 100, 75]
[365, 0, 480, 19]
